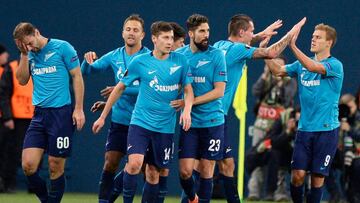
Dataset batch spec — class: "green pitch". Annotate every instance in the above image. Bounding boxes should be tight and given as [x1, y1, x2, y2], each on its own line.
[0, 192, 285, 203]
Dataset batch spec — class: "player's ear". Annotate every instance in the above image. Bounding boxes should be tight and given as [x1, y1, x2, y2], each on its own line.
[151, 35, 157, 44]
[238, 29, 245, 37]
[188, 30, 194, 39]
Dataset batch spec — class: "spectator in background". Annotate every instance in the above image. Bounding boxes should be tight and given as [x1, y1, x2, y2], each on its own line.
[340, 90, 360, 203]
[0, 43, 35, 194]
[247, 55, 297, 201]
[266, 107, 300, 202]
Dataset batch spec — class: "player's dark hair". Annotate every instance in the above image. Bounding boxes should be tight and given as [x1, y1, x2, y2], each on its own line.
[228, 14, 253, 37]
[151, 21, 173, 37]
[169, 22, 186, 41]
[186, 14, 209, 31]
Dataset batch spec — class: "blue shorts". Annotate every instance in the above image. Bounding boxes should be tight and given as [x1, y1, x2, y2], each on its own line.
[127, 125, 174, 169]
[23, 105, 74, 158]
[291, 128, 339, 176]
[178, 124, 224, 161]
[223, 116, 233, 159]
[105, 122, 128, 154]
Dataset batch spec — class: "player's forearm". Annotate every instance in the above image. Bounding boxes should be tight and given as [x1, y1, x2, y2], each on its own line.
[100, 82, 125, 119]
[193, 87, 224, 106]
[265, 59, 287, 77]
[183, 84, 194, 112]
[266, 32, 292, 58]
[290, 45, 325, 74]
[16, 54, 31, 85]
[71, 71, 85, 111]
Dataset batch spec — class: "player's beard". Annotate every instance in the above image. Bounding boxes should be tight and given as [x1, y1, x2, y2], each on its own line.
[194, 38, 209, 51]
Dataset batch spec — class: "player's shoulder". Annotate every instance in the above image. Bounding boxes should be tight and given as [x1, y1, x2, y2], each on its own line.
[50, 38, 72, 48]
[174, 45, 190, 54]
[141, 46, 151, 53]
[213, 40, 229, 49]
[325, 56, 343, 67]
[208, 45, 225, 57]
[131, 51, 151, 62]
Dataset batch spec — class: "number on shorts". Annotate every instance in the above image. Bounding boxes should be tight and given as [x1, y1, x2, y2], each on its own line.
[208, 139, 221, 152]
[164, 148, 171, 161]
[324, 155, 331, 166]
[57, 137, 69, 149]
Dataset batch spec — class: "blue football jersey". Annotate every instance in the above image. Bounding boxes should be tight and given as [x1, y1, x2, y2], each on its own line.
[28, 39, 80, 107]
[214, 40, 256, 115]
[176, 45, 227, 128]
[286, 56, 343, 131]
[120, 52, 192, 133]
[81, 46, 150, 125]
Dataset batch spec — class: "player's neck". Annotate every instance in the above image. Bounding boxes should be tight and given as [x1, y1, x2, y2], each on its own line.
[39, 36, 48, 50]
[315, 50, 331, 61]
[190, 41, 200, 53]
[152, 49, 169, 60]
[125, 43, 142, 55]
[228, 35, 242, 43]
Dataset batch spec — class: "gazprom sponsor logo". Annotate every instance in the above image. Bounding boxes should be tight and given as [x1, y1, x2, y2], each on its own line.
[154, 84, 179, 92]
[149, 76, 179, 92]
[32, 66, 57, 75]
[194, 76, 206, 83]
[301, 79, 320, 87]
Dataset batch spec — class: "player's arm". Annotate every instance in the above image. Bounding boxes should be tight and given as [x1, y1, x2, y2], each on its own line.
[290, 43, 326, 74]
[252, 17, 307, 59]
[70, 67, 85, 130]
[14, 40, 31, 85]
[264, 59, 288, 77]
[92, 82, 126, 134]
[81, 51, 111, 75]
[180, 84, 194, 131]
[193, 82, 225, 105]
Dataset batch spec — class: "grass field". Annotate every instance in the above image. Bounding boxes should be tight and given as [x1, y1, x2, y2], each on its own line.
[0, 192, 283, 203]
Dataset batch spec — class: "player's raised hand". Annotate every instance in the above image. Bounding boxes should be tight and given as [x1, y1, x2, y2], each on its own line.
[289, 17, 307, 41]
[84, 51, 97, 65]
[100, 86, 114, 98]
[262, 19, 283, 37]
[73, 109, 85, 131]
[15, 39, 29, 55]
[91, 101, 106, 112]
[179, 110, 191, 131]
[170, 99, 185, 111]
[92, 117, 105, 134]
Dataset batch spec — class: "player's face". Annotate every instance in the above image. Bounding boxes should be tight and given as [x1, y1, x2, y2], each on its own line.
[22, 32, 41, 52]
[241, 21, 254, 45]
[171, 37, 185, 51]
[190, 23, 209, 51]
[310, 30, 331, 53]
[153, 31, 174, 55]
[122, 20, 145, 47]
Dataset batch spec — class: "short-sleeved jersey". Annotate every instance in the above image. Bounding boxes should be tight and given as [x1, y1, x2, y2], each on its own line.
[176, 45, 227, 128]
[120, 52, 192, 134]
[285, 56, 343, 131]
[81, 46, 150, 125]
[214, 40, 256, 115]
[28, 39, 80, 108]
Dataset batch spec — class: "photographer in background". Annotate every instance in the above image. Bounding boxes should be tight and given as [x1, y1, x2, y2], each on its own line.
[340, 90, 360, 203]
[265, 107, 300, 201]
